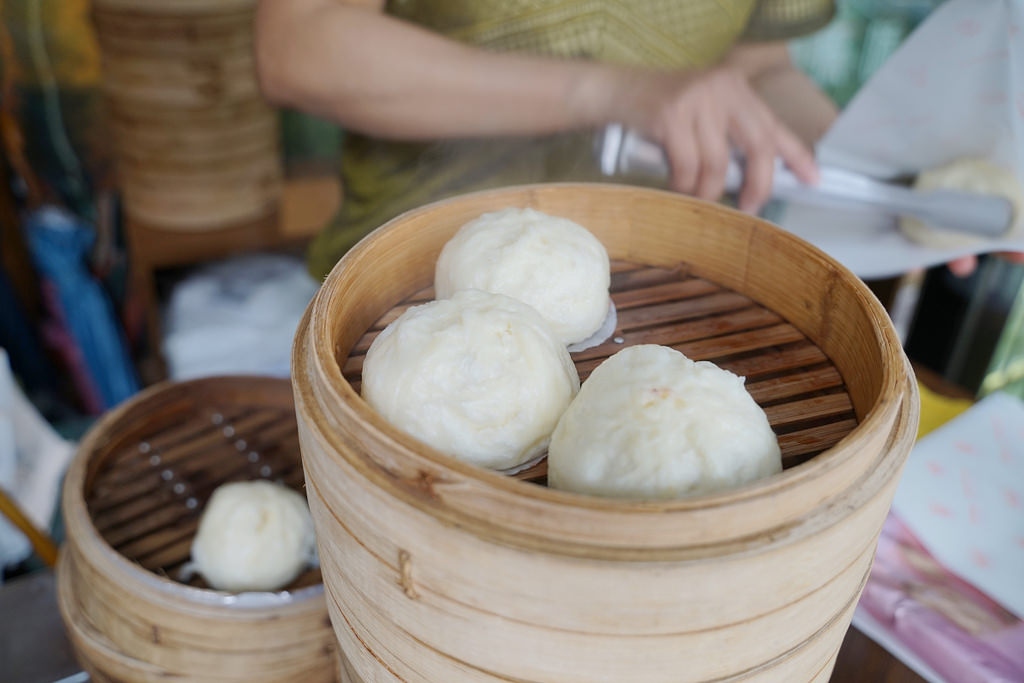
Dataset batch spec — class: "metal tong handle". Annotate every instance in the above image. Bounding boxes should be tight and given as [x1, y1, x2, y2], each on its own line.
[599, 124, 1013, 238]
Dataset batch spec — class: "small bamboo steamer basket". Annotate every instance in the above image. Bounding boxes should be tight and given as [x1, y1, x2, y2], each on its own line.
[57, 377, 338, 682]
[294, 184, 920, 682]
[92, 0, 281, 232]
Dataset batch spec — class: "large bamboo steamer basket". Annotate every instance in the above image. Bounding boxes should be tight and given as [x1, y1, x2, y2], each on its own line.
[293, 184, 919, 682]
[92, 0, 281, 232]
[57, 377, 338, 682]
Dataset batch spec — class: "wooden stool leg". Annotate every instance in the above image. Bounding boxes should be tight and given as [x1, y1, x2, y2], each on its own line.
[125, 218, 166, 384]
[0, 489, 58, 567]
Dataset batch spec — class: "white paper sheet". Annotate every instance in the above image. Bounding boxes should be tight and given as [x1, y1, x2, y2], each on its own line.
[891, 392, 1024, 620]
[776, 0, 1024, 279]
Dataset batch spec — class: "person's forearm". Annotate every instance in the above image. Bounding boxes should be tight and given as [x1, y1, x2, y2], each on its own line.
[256, 3, 820, 210]
[256, 0, 638, 140]
[753, 66, 838, 147]
[722, 42, 838, 147]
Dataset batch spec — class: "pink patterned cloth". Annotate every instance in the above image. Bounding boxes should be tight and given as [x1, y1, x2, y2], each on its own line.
[860, 514, 1024, 682]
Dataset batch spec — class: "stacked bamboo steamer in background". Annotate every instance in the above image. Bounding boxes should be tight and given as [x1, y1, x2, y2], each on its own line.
[91, 0, 281, 231]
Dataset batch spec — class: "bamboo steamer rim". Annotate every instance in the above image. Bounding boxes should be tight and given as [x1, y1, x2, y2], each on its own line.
[300, 182, 905, 509]
[295, 183, 910, 555]
[119, 204, 278, 233]
[61, 376, 324, 612]
[56, 551, 173, 680]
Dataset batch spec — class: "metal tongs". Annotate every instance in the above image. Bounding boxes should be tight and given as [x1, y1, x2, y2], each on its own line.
[597, 124, 1013, 238]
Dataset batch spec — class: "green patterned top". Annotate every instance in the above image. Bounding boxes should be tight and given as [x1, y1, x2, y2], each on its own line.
[308, 0, 834, 279]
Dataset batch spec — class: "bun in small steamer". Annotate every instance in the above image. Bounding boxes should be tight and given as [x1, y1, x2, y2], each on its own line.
[190, 480, 317, 592]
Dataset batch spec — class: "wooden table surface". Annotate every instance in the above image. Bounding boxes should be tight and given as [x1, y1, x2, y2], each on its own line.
[0, 570, 80, 683]
[833, 627, 924, 682]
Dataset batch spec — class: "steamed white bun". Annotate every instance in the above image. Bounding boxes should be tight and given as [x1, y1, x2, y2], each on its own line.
[900, 159, 1023, 249]
[362, 289, 580, 470]
[191, 480, 316, 592]
[548, 345, 781, 499]
[435, 207, 611, 345]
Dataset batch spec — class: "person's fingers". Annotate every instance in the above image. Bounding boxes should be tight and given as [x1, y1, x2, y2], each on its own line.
[996, 251, 1024, 264]
[948, 254, 977, 277]
[694, 110, 729, 201]
[730, 119, 773, 212]
[727, 95, 777, 213]
[652, 66, 819, 208]
[738, 149, 773, 213]
[664, 124, 700, 196]
[773, 120, 819, 185]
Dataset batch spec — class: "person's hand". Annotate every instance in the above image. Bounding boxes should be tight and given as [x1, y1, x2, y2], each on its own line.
[948, 252, 1024, 277]
[629, 65, 819, 213]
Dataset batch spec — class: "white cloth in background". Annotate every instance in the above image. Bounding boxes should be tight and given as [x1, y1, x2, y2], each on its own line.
[778, 0, 1024, 279]
[891, 392, 1024, 620]
[161, 254, 320, 380]
[0, 348, 75, 574]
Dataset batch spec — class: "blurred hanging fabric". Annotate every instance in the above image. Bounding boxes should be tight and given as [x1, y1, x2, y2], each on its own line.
[23, 206, 138, 412]
[1, 0, 137, 412]
[1, 0, 111, 215]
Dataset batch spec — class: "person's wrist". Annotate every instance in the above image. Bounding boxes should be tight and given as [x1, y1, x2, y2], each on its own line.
[565, 63, 658, 132]
[721, 43, 792, 82]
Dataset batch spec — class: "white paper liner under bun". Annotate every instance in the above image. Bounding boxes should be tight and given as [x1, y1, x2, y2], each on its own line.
[497, 450, 548, 476]
[567, 301, 617, 353]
